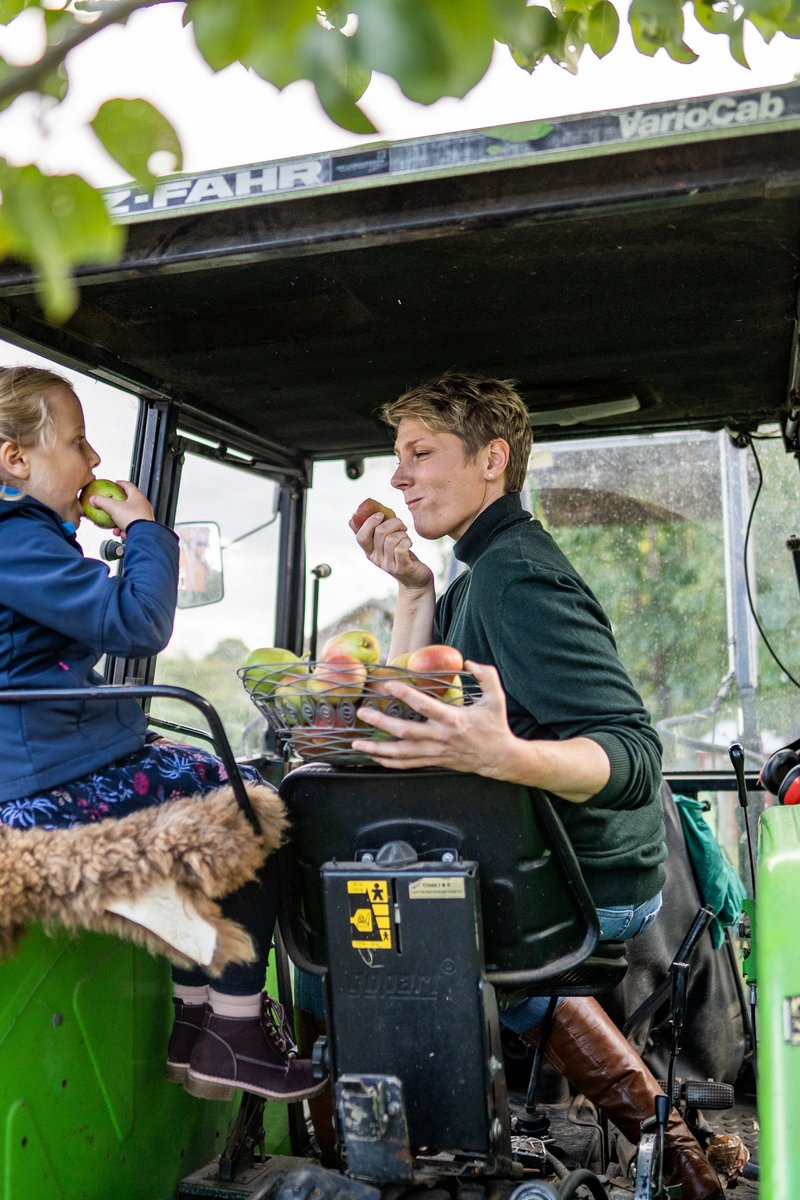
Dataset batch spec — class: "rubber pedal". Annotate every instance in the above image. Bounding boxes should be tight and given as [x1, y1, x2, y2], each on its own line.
[658, 1079, 734, 1110]
[682, 1079, 734, 1110]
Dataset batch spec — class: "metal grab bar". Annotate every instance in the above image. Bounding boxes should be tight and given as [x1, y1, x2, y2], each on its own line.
[0, 683, 259, 831]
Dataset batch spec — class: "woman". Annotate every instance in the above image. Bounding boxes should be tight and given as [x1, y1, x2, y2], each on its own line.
[350, 370, 722, 1200]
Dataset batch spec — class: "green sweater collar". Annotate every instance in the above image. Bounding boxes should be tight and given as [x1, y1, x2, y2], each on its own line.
[453, 492, 530, 567]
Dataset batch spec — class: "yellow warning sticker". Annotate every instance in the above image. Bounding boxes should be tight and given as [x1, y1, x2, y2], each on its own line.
[347, 879, 392, 950]
[408, 878, 466, 900]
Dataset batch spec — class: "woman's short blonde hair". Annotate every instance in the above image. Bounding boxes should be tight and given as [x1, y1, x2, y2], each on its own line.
[381, 371, 532, 493]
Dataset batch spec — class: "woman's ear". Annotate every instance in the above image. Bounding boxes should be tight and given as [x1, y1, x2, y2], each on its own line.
[485, 438, 510, 481]
[0, 440, 30, 482]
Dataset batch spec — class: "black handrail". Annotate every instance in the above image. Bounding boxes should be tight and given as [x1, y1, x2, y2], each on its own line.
[0, 683, 259, 832]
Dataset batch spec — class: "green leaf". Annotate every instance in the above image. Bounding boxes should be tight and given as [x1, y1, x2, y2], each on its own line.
[629, 0, 686, 53]
[0, 0, 29, 24]
[319, 2, 352, 30]
[728, 14, 750, 64]
[528, 10, 586, 72]
[38, 61, 68, 103]
[488, 0, 540, 42]
[0, 163, 124, 321]
[693, 0, 735, 34]
[505, 5, 559, 70]
[90, 98, 182, 191]
[44, 7, 78, 38]
[586, 0, 619, 55]
[351, 0, 496, 103]
[314, 79, 377, 134]
[555, 11, 587, 71]
[187, 0, 319, 75]
[739, 0, 791, 38]
[666, 35, 699, 59]
[302, 20, 376, 133]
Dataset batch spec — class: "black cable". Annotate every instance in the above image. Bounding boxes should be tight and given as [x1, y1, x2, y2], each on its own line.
[557, 1169, 610, 1198]
[545, 1150, 570, 1180]
[744, 437, 800, 689]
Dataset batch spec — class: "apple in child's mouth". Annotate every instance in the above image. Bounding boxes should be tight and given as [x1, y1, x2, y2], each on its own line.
[79, 479, 126, 528]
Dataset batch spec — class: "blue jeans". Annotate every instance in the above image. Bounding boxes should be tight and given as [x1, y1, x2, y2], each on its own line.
[500, 891, 663, 1035]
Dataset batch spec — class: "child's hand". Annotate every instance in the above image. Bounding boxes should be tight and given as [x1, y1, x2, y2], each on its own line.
[89, 481, 154, 533]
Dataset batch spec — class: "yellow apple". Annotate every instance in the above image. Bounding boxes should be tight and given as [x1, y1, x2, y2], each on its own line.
[440, 676, 465, 706]
[320, 629, 381, 666]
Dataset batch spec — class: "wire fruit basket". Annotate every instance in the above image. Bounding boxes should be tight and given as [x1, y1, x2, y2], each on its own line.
[238, 662, 480, 765]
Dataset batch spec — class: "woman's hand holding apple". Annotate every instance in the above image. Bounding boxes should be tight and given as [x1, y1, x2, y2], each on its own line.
[349, 506, 433, 593]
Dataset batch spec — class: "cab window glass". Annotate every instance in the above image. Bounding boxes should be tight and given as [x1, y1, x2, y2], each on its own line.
[304, 457, 446, 659]
[528, 428, 799, 775]
[152, 452, 281, 755]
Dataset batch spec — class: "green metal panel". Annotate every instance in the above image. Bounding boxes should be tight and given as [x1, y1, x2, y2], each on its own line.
[0, 927, 290, 1200]
[757, 805, 800, 1200]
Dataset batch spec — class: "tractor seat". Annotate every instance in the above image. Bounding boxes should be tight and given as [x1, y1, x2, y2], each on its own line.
[277, 763, 627, 998]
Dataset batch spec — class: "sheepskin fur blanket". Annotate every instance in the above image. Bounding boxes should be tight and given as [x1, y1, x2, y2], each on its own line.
[0, 782, 287, 975]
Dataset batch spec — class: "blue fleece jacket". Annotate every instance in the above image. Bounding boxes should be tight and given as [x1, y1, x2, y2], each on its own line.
[0, 495, 179, 802]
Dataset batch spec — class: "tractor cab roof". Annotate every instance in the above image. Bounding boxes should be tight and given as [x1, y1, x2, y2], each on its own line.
[0, 83, 799, 472]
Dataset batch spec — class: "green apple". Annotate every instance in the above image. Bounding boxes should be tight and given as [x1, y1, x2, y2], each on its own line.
[242, 646, 306, 698]
[78, 478, 126, 528]
[275, 672, 328, 726]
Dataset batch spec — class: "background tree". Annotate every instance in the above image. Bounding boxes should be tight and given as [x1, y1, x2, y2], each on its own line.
[0, 0, 798, 320]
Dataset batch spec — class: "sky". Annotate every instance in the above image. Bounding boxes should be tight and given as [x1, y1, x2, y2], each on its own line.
[0, 4, 798, 653]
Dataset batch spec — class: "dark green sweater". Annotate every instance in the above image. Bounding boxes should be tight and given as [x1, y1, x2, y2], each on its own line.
[434, 493, 666, 907]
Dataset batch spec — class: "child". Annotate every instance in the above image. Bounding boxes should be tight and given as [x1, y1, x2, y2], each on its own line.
[0, 365, 324, 1105]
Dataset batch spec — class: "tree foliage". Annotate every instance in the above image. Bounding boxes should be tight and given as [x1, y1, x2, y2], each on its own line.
[0, 0, 797, 319]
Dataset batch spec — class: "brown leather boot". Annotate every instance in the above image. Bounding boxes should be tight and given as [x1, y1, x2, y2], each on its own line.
[520, 995, 724, 1200]
[295, 1008, 338, 1166]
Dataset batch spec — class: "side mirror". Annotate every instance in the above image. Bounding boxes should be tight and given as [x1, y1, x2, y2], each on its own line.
[176, 522, 224, 609]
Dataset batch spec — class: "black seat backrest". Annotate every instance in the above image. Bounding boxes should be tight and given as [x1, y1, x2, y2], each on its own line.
[278, 764, 600, 987]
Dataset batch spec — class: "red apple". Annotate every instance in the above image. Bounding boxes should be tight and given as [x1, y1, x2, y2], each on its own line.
[407, 643, 464, 696]
[313, 655, 368, 699]
[351, 498, 396, 532]
[320, 629, 381, 666]
[363, 664, 406, 714]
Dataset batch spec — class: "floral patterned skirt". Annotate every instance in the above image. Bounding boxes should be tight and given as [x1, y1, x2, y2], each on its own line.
[0, 740, 263, 830]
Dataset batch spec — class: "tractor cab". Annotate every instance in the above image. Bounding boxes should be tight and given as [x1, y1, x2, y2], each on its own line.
[1, 79, 800, 1199]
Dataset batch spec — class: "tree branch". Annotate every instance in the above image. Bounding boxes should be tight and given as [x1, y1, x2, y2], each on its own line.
[0, 0, 180, 109]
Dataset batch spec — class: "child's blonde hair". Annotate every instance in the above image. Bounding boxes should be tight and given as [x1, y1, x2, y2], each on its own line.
[0, 366, 73, 500]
